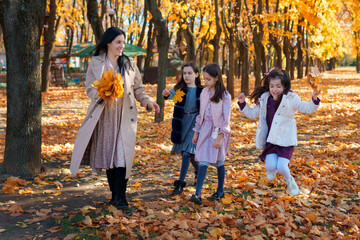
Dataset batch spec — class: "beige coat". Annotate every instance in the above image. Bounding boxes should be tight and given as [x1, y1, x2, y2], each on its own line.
[70, 54, 152, 179]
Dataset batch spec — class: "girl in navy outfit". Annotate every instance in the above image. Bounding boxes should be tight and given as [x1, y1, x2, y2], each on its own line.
[237, 68, 320, 196]
[162, 62, 203, 195]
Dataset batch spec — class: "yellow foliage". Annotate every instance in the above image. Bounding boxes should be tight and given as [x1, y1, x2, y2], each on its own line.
[92, 69, 124, 100]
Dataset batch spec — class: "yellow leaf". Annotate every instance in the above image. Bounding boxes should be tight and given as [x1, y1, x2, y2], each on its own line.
[172, 89, 185, 104]
[221, 195, 232, 205]
[133, 182, 142, 188]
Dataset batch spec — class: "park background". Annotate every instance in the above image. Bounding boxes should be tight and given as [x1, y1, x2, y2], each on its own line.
[0, 0, 359, 239]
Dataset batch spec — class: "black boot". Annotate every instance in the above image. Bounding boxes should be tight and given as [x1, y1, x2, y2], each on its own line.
[106, 168, 117, 206]
[117, 178, 129, 209]
[171, 180, 186, 195]
[115, 167, 129, 209]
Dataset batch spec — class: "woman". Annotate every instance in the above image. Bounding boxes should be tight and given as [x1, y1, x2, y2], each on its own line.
[70, 27, 159, 209]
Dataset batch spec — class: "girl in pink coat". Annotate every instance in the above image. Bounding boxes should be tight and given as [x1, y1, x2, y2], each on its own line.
[191, 63, 231, 205]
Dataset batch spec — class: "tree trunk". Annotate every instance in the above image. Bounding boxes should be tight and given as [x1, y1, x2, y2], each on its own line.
[146, 0, 169, 123]
[41, 0, 61, 92]
[227, 42, 235, 98]
[86, 0, 104, 44]
[136, 0, 148, 70]
[290, 45, 295, 80]
[305, 29, 310, 76]
[0, 0, 45, 177]
[183, 27, 196, 62]
[240, 41, 249, 95]
[355, 32, 360, 73]
[245, 0, 263, 86]
[212, 0, 222, 64]
[296, 23, 304, 79]
[145, 19, 155, 68]
[283, 7, 290, 73]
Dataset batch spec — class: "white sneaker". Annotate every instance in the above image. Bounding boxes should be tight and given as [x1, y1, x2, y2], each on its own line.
[286, 176, 299, 196]
[266, 170, 277, 181]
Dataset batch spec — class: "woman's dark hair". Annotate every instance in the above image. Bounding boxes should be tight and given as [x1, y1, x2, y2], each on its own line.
[203, 63, 226, 103]
[174, 61, 202, 91]
[249, 68, 291, 104]
[94, 27, 132, 72]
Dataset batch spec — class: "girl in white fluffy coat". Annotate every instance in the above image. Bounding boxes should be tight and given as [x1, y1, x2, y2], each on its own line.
[237, 68, 320, 196]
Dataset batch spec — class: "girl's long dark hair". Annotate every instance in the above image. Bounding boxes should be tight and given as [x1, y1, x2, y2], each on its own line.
[203, 63, 226, 103]
[174, 61, 202, 91]
[249, 68, 291, 104]
[94, 27, 132, 72]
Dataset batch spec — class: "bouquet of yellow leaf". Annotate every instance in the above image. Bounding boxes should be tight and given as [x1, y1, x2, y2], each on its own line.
[172, 89, 185, 104]
[307, 67, 327, 94]
[92, 69, 124, 100]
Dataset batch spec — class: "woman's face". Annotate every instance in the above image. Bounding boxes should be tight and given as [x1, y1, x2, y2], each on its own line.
[203, 71, 217, 92]
[182, 66, 198, 86]
[107, 34, 125, 57]
[269, 78, 284, 100]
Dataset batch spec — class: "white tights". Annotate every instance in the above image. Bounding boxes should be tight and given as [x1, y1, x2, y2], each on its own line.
[265, 154, 292, 181]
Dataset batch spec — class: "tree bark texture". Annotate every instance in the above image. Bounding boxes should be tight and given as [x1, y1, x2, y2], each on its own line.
[41, 0, 61, 92]
[240, 41, 249, 95]
[296, 22, 304, 79]
[146, 0, 169, 123]
[0, 0, 45, 177]
[86, 0, 104, 44]
[220, 0, 235, 98]
[212, 0, 222, 64]
[145, 19, 155, 68]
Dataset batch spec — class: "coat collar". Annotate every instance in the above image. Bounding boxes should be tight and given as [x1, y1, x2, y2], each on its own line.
[92, 53, 106, 63]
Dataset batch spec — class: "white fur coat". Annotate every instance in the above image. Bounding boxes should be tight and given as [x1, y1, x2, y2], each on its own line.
[240, 92, 320, 149]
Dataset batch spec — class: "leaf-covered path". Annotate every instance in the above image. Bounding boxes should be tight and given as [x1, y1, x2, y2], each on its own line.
[0, 67, 359, 239]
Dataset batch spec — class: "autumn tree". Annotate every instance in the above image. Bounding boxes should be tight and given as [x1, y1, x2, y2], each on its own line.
[220, 0, 236, 98]
[245, 0, 265, 86]
[146, 0, 170, 122]
[0, 0, 46, 176]
[212, 0, 222, 64]
[41, 0, 62, 92]
[86, 0, 104, 44]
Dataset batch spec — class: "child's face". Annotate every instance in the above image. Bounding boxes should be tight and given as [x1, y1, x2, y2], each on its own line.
[269, 78, 284, 100]
[203, 72, 217, 91]
[182, 66, 198, 86]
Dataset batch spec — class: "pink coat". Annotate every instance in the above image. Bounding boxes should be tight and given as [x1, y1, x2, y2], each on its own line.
[195, 87, 231, 134]
[70, 54, 152, 179]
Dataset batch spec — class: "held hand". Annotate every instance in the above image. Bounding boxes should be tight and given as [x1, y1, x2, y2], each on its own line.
[237, 93, 246, 103]
[192, 132, 199, 145]
[162, 88, 170, 97]
[213, 134, 224, 149]
[312, 89, 320, 100]
[147, 102, 160, 113]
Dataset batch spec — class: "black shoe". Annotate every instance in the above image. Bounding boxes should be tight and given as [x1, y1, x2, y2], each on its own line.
[171, 180, 186, 195]
[116, 198, 129, 209]
[209, 192, 225, 201]
[109, 195, 117, 206]
[190, 194, 202, 205]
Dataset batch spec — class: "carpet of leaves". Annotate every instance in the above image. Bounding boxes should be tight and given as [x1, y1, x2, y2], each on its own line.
[0, 67, 359, 239]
